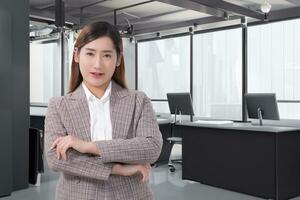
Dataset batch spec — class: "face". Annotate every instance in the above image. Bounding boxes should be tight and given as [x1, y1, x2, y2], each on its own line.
[74, 36, 121, 91]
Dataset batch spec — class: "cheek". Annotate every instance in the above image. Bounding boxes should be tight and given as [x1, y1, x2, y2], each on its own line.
[101, 59, 116, 71]
[78, 57, 92, 72]
[80, 56, 93, 66]
[106, 64, 117, 75]
[78, 64, 90, 78]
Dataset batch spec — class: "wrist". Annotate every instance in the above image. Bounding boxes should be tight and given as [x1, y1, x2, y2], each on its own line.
[80, 141, 88, 154]
[85, 142, 100, 155]
[84, 142, 93, 154]
[112, 164, 122, 175]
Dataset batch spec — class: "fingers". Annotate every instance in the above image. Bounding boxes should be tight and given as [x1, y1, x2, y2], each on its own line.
[139, 165, 151, 183]
[114, 164, 152, 182]
[56, 143, 61, 159]
[60, 144, 68, 161]
[141, 170, 147, 182]
[53, 137, 70, 160]
[146, 164, 151, 170]
[51, 137, 63, 150]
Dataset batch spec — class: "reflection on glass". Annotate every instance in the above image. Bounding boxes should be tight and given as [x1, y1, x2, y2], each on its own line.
[248, 19, 300, 100]
[193, 28, 243, 120]
[138, 36, 190, 99]
[278, 103, 300, 120]
[248, 19, 300, 119]
[30, 39, 61, 104]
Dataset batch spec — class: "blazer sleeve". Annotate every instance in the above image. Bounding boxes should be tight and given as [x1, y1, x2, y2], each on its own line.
[95, 92, 163, 164]
[45, 97, 113, 181]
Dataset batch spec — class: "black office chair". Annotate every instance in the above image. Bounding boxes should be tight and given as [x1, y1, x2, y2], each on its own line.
[167, 139, 182, 171]
[152, 121, 173, 168]
[166, 93, 194, 172]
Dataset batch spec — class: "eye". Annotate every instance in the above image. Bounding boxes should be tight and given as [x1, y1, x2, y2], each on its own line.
[86, 52, 94, 56]
[104, 54, 112, 58]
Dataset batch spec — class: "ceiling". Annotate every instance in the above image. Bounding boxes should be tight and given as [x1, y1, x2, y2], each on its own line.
[29, 0, 300, 38]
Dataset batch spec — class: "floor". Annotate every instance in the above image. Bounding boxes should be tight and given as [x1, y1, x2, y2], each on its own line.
[1, 145, 300, 200]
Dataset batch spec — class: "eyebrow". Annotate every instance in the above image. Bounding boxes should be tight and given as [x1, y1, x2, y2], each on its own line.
[102, 50, 114, 53]
[85, 48, 96, 52]
[84, 48, 114, 53]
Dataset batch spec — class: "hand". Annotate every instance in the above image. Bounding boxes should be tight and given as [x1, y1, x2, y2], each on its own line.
[51, 135, 88, 160]
[112, 164, 151, 183]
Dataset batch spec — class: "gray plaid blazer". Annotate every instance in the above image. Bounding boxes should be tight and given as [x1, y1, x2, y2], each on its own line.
[44, 81, 163, 200]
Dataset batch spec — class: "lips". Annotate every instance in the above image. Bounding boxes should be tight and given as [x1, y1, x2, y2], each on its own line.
[90, 72, 104, 79]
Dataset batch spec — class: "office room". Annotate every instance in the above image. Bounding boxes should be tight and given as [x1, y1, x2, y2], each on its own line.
[1, 0, 300, 199]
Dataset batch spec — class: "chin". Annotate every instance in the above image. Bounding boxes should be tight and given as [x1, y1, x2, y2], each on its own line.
[89, 79, 110, 88]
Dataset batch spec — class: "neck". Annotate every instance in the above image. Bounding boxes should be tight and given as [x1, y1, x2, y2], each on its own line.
[83, 81, 110, 99]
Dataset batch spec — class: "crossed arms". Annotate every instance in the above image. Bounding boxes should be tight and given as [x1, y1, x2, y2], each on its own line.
[45, 95, 163, 181]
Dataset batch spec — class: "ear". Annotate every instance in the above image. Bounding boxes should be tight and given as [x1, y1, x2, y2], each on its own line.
[74, 48, 79, 63]
[116, 52, 123, 67]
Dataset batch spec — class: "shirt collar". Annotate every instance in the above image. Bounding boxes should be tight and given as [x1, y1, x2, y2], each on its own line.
[82, 81, 112, 103]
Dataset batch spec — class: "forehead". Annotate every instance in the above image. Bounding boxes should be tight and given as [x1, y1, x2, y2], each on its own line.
[83, 36, 115, 51]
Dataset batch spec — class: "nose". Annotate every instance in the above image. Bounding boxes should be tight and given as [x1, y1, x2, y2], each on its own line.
[93, 55, 103, 69]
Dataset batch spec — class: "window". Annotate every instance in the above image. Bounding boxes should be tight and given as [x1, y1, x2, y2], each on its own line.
[193, 28, 243, 120]
[138, 36, 190, 113]
[123, 38, 136, 90]
[30, 35, 61, 104]
[30, 31, 75, 105]
[248, 19, 300, 119]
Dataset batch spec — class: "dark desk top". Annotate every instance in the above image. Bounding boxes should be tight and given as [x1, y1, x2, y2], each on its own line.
[178, 121, 300, 133]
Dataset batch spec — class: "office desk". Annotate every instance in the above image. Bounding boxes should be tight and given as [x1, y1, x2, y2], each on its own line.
[176, 122, 300, 200]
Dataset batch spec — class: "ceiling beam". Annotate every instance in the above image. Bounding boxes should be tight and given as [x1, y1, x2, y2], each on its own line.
[268, 6, 300, 21]
[286, 0, 300, 6]
[83, 0, 154, 22]
[35, 3, 54, 10]
[121, 9, 187, 25]
[133, 15, 240, 35]
[65, 0, 109, 13]
[115, 0, 154, 11]
[189, 0, 265, 20]
[30, 7, 79, 25]
[82, 10, 121, 23]
[80, 0, 109, 9]
[156, 0, 225, 18]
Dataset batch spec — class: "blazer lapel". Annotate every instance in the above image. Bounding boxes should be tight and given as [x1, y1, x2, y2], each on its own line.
[65, 81, 132, 141]
[110, 81, 132, 139]
[65, 85, 91, 141]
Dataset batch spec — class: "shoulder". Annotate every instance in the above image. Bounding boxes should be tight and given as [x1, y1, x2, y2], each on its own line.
[112, 81, 148, 102]
[47, 95, 67, 110]
[128, 90, 148, 100]
[126, 90, 156, 117]
[126, 90, 151, 107]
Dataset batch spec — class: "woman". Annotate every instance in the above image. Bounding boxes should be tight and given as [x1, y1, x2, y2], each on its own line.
[44, 21, 163, 200]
